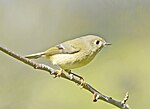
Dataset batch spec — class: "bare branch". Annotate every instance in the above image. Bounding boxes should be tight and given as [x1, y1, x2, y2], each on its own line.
[0, 45, 131, 109]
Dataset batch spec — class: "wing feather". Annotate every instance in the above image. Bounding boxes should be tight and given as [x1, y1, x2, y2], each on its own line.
[44, 43, 80, 56]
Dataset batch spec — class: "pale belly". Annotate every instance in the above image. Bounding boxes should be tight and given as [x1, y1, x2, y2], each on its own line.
[46, 52, 97, 69]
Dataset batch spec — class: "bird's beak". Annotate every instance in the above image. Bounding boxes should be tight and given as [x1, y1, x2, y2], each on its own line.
[104, 42, 112, 47]
[105, 42, 112, 45]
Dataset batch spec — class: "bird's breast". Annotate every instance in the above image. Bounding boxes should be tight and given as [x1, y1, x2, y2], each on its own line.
[47, 50, 98, 69]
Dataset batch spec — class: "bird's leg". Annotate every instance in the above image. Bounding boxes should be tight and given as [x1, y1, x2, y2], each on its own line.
[56, 69, 63, 77]
[65, 69, 86, 86]
[54, 65, 63, 78]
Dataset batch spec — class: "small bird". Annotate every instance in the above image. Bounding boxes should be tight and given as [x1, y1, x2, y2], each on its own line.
[25, 34, 111, 80]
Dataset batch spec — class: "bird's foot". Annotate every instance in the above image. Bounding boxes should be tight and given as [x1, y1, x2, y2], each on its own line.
[65, 70, 86, 87]
[74, 75, 86, 87]
[54, 69, 63, 78]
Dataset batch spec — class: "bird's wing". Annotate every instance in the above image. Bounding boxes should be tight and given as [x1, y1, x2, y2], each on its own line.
[44, 43, 81, 56]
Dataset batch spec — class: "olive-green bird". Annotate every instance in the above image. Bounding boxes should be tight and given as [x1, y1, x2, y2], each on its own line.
[25, 34, 111, 79]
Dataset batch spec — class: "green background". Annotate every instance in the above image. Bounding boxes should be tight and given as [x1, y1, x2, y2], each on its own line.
[0, 0, 150, 109]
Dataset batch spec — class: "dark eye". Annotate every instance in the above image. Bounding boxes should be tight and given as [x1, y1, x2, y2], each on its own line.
[95, 40, 100, 45]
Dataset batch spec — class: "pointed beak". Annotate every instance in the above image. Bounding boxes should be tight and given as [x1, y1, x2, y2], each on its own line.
[105, 42, 112, 46]
[103, 42, 112, 47]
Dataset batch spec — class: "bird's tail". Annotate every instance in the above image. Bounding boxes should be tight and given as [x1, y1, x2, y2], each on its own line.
[25, 52, 45, 59]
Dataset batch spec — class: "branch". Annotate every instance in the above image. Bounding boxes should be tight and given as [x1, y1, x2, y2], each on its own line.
[0, 45, 131, 109]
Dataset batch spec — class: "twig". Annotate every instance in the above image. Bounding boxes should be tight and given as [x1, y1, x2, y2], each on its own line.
[0, 45, 131, 109]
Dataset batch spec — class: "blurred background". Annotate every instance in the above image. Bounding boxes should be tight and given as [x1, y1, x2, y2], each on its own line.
[0, 0, 150, 109]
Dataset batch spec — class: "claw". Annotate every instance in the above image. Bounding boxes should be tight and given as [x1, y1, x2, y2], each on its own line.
[56, 69, 63, 77]
[65, 70, 86, 87]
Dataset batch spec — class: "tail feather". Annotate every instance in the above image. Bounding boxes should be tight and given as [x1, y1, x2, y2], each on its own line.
[25, 52, 45, 59]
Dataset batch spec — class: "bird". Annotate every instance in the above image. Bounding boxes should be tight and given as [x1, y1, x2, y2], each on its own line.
[25, 34, 111, 82]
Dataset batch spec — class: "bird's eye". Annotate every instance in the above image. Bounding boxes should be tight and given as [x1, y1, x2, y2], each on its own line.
[95, 40, 100, 45]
